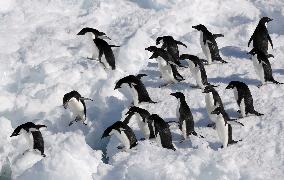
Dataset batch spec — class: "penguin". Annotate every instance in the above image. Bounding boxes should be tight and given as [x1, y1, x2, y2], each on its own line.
[180, 54, 213, 89]
[248, 17, 273, 55]
[124, 106, 155, 140]
[192, 24, 227, 64]
[148, 114, 176, 150]
[248, 48, 282, 87]
[63, 90, 93, 126]
[170, 92, 200, 141]
[92, 38, 119, 70]
[114, 74, 156, 105]
[10, 122, 47, 157]
[226, 81, 264, 118]
[101, 121, 138, 149]
[156, 36, 187, 67]
[202, 85, 224, 127]
[211, 107, 238, 148]
[145, 46, 184, 86]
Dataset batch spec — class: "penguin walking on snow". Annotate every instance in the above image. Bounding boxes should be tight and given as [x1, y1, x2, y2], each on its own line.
[10, 122, 47, 157]
[248, 17, 273, 55]
[101, 121, 138, 150]
[145, 46, 184, 86]
[63, 90, 93, 126]
[124, 106, 155, 140]
[211, 107, 238, 148]
[156, 36, 187, 67]
[248, 48, 282, 87]
[148, 114, 176, 151]
[180, 54, 213, 89]
[202, 85, 225, 127]
[192, 24, 227, 64]
[77, 27, 119, 70]
[114, 74, 156, 105]
[226, 81, 264, 118]
[170, 92, 202, 141]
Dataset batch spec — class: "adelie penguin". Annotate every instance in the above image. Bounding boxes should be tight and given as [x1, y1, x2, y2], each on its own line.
[101, 121, 138, 150]
[148, 114, 176, 151]
[77, 27, 119, 70]
[63, 90, 93, 126]
[170, 92, 202, 141]
[145, 46, 184, 86]
[248, 17, 273, 55]
[114, 74, 156, 105]
[202, 85, 225, 127]
[156, 36, 187, 67]
[10, 122, 47, 157]
[180, 54, 214, 89]
[248, 48, 282, 87]
[211, 107, 239, 148]
[124, 106, 155, 140]
[226, 81, 264, 118]
[192, 24, 227, 64]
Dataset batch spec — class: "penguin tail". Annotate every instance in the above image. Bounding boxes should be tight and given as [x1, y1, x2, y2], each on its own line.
[110, 45, 120, 48]
[149, 100, 157, 104]
[42, 153, 46, 157]
[252, 110, 264, 116]
[272, 80, 283, 85]
[228, 140, 238, 145]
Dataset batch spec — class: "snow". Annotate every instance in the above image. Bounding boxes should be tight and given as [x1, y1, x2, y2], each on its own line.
[0, 0, 284, 180]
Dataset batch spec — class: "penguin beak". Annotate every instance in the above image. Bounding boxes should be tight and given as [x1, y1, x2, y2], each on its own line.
[114, 85, 120, 90]
[10, 133, 18, 137]
[268, 18, 273, 22]
[192, 25, 198, 30]
[63, 103, 68, 109]
[225, 85, 231, 89]
[149, 54, 155, 59]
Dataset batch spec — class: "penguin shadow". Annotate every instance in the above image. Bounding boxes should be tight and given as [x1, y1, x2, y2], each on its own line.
[273, 69, 284, 76]
[220, 46, 249, 59]
[147, 62, 159, 68]
[208, 141, 222, 151]
[208, 73, 259, 86]
[224, 107, 240, 119]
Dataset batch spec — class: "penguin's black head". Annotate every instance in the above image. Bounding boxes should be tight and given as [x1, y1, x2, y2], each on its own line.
[10, 131, 20, 137]
[170, 92, 185, 99]
[126, 106, 140, 115]
[114, 75, 137, 90]
[192, 24, 207, 32]
[156, 37, 164, 45]
[202, 85, 214, 93]
[259, 17, 273, 24]
[226, 81, 241, 89]
[101, 121, 123, 139]
[211, 107, 222, 115]
[145, 46, 158, 52]
[63, 90, 81, 108]
[179, 54, 199, 65]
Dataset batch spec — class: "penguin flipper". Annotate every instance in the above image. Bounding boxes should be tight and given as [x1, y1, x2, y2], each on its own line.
[267, 34, 273, 49]
[213, 34, 224, 39]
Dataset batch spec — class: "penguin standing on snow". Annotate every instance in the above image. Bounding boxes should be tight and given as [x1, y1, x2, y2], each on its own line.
[192, 24, 227, 64]
[226, 81, 264, 118]
[114, 74, 156, 105]
[10, 122, 47, 157]
[63, 90, 93, 126]
[145, 46, 184, 86]
[101, 121, 138, 150]
[211, 107, 238, 148]
[170, 92, 200, 141]
[148, 114, 176, 151]
[248, 48, 282, 87]
[202, 85, 224, 127]
[124, 106, 155, 140]
[156, 36, 187, 67]
[248, 17, 273, 55]
[180, 54, 213, 89]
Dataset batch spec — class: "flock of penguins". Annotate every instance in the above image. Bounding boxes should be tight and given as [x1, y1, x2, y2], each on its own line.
[10, 17, 282, 157]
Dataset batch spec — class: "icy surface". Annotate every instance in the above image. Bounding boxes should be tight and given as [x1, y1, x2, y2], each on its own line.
[0, 0, 283, 179]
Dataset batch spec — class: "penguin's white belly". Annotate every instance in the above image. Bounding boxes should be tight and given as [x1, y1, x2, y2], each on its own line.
[21, 130, 33, 148]
[200, 33, 212, 64]
[100, 54, 110, 69]
[91, 43, 99, 59]
[157, 57, 176, 83]
[205, 93, 217, 123]
[240, 98, 246, 117]
[113, 130, 130, 149]
[233, 88, 238, 102]
[67, 98, 85, 120]
[130, 87, 139, 106]
[195, 68, 204, 88]
[156, 132, 162, 147]
[215, 115, 228, 148]
[182, 120, 187, 139]
[176, 102, 180, 120]
[135, 114, 150, 139]
[252, 55, 264, 83]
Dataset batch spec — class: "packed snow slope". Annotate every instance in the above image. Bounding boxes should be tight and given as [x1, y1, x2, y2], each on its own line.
[0, 0, 284, 179]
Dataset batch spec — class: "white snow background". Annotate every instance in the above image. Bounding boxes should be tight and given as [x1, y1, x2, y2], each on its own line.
[0, 0, 284, 179]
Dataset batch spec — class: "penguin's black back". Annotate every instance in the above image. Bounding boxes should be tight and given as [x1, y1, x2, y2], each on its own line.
[250, 24, 270, 55]
[202, 30, 223, 62]
[178, 98, 195, 135]
[93, 38, 116, 70]
[160, 36, 180, 62]
[31, 131, 45, 156]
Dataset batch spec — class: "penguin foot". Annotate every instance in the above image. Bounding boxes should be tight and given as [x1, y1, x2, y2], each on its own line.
[207, 123, 216, 128]
[257, 84, 263, 88]
[179, 139, 185, 143]
[68, 121, 74, 126]
[140, 138, 146, 141]
[190, 85, 201, 89]
[117, 145, 125, 150]
[42, 154, 46, 157]
[83, 122, 87, 125]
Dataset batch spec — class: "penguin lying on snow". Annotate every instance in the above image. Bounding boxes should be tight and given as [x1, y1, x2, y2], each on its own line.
[248, 48, 282, 87]
[180, 54, 215, 89]
[211, 107, 239, 148]
[156, 36, 187, 67]
[202, 85, 224, 127]
[10, 122, 47, 157]
[145, 46, 184, 86]
[124, 106, 155, 140]
[63, 90, 93, 126]
[192, 24, 227, 64]
[226, 81, 264, 118]
[114, 74, 156, 105]
[170, 92, 203, 141]
[248, 17, 273, 55]
[101, 121, 138, 150]
[148, 114, 176, 151]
